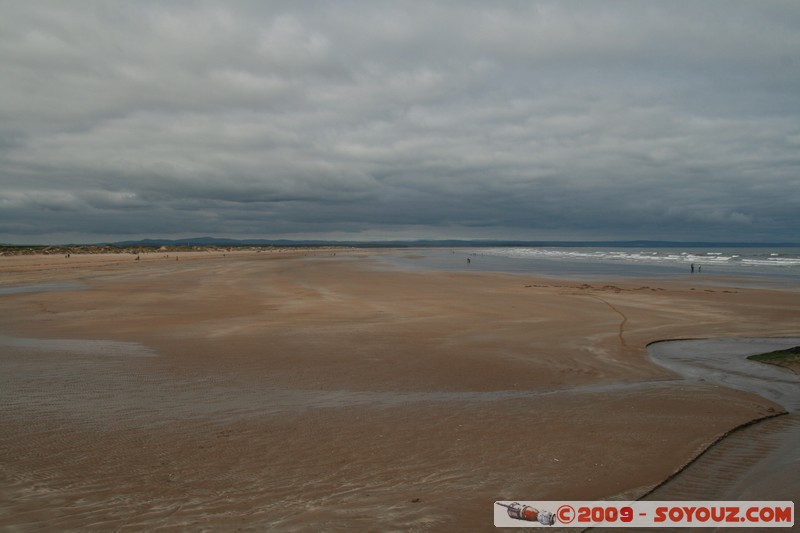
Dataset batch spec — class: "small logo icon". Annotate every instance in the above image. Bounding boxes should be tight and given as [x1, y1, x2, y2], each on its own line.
[496, 502, 556, 526]
[556, 504, 575, 524]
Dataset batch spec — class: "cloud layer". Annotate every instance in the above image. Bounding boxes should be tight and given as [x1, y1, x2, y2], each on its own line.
[2, 1, 799, 243]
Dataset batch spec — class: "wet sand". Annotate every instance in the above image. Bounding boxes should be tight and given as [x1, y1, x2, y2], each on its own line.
[643, 339, 800, 506]
[1, 250, 798, 531]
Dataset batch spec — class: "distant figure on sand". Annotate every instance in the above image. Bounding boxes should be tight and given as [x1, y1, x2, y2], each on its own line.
[691, 263, 694, 273]
[467, 258, 471, 264]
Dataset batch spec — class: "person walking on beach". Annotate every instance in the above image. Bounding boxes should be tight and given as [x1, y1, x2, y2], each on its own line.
[691, 263, 695, 273]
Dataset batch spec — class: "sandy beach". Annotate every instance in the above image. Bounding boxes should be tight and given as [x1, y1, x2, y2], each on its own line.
[1, 249, 798, 531]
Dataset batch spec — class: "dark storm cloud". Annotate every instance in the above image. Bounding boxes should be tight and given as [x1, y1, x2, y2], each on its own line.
[1, 1, 799, 243]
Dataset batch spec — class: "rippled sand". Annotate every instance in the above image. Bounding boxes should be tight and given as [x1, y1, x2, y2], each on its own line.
[1, 250, 798, 530]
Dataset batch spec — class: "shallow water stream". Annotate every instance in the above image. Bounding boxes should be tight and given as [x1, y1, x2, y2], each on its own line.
[644, 338, 800, 503]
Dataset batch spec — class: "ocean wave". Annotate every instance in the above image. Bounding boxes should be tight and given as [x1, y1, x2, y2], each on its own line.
[478, 248, 800, 268]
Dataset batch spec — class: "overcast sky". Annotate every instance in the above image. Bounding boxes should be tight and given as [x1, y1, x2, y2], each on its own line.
[2, 1, 799, 244]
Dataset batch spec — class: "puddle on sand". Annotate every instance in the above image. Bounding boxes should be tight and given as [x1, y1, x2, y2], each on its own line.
[0, 336, 157, 357]
[0, 333, 673, 430]
[0, 282, 86, 296]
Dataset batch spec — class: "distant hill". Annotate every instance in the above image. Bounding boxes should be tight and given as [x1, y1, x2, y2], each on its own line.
[106, 237, 356, 247]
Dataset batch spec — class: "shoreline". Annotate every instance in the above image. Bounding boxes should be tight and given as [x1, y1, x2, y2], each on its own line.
[374, 246, 800, 290]
[1, 250, 798, 530]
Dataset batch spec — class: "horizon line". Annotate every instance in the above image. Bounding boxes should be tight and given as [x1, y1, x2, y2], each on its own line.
[2, 238, 799, 248]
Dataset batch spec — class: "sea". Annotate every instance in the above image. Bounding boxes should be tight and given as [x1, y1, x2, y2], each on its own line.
[378, 245, 800, 287]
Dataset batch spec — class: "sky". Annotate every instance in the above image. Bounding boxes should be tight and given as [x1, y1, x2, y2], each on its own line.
[1, 1, 799, 244]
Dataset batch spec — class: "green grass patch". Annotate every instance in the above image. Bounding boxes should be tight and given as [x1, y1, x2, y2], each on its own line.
[747, 346, 800, 373]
